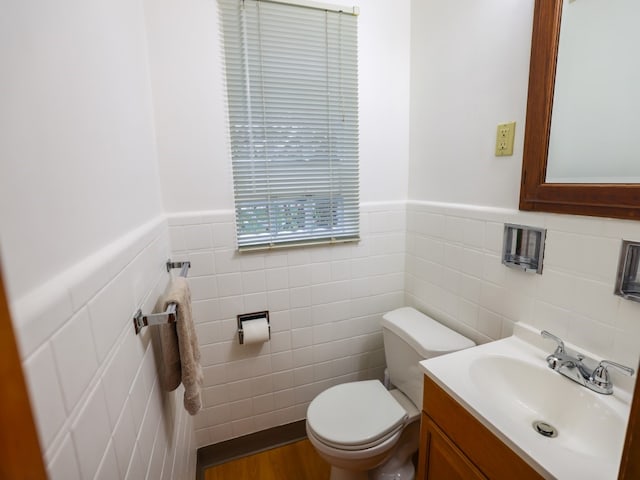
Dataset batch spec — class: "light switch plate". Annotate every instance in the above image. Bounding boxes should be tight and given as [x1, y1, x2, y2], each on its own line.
[495, 121, 516, 156]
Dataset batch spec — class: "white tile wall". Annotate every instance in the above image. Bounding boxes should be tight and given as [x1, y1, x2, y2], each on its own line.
[47, 435, 81, 480]
[405, 201, 640, 375]
[168, 203, 406, 446]
[71, 383, 112, 479]
[12, 218, 197, 479]
[50, 308, 99, 412]
[19, 198, 637, 465]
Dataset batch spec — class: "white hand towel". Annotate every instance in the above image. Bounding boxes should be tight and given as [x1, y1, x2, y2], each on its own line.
[159, 277, 203, 415]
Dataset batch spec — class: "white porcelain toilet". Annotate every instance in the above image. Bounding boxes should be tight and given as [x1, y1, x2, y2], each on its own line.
[306, 307, 475, 480]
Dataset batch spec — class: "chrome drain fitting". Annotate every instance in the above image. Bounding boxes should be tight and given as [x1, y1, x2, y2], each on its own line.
[532, 420, 558, 438]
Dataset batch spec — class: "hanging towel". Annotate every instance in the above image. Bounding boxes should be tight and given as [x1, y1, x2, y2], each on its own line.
[159, 276, 203, 415]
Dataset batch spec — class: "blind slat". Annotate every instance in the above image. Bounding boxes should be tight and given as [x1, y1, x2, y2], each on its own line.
[220, 0, 359, 250]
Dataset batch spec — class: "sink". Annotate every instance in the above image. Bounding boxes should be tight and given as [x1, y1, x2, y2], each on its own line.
[420, 324, 632, 480]
[469, 355, 626, 461]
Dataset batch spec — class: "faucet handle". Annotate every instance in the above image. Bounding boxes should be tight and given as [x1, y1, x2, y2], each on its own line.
[592, 360, 635, 391]
[593, 360, 634, 379]
[541, 330, 565, 354]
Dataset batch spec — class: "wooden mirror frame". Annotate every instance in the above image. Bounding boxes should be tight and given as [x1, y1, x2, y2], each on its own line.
[520, 0, 640, 220]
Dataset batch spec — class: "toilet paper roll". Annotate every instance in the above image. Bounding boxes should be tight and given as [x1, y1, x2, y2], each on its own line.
[241, 317, 270, 345]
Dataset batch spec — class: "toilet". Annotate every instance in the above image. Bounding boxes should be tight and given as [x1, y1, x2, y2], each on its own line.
[306, 307, 475, 480]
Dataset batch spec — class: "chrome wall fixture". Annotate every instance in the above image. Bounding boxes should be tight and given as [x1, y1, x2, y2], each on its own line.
[132, 260, 191, 334]
[166, 260, 191, 276]
[502, 223, 546, 274]
[615, 240, 640, 303]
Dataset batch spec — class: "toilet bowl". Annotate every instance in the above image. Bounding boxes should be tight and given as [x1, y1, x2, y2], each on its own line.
[306, 380, 420, 480]
[306, 307, 475, 480]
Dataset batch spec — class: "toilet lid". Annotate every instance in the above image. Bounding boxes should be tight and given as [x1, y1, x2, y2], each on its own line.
[306, 380, 408, 449]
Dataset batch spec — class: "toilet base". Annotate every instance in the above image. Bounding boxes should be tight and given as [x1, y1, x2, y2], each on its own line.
[329, 456, 415, 480]
[369, 460, 414, 480]
[311, 418, 420, 480]
[369, 420, 420, 480]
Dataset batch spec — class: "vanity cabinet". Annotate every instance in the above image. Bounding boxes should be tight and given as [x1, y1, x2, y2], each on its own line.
[417, 375, 544, 480]
[420, 414, 486, 479]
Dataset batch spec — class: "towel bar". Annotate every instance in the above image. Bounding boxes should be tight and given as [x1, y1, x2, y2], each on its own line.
[167, 260, 190, 277]
[133, 260, 191, 334]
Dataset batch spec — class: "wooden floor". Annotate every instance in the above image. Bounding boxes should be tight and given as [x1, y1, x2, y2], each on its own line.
[204, 439, 331, 480]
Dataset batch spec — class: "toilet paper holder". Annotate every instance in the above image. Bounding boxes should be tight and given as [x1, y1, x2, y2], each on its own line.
[237, 311, 271, 344]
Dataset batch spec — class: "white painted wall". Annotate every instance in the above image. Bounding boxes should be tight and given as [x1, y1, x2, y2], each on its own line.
[0, 1, 195, 478]
[408, 0, 534, 209]
[144, 0, 411, 213]
[0, 0, 164, 301]
[407, 0, 640, 387]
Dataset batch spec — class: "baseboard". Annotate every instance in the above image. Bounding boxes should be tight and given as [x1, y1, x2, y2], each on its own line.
[196, 420, 307, 480]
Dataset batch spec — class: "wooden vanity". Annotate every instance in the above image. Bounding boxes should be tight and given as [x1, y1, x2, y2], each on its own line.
[417, 374, 544, 480]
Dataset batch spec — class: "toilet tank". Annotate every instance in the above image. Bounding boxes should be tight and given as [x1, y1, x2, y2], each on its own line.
[381, 307, 475, 408]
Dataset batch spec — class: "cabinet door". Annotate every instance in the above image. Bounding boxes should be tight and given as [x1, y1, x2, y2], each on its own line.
[420, 414, 487, 480]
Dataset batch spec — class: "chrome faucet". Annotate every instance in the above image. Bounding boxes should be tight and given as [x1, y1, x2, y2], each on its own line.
[541, 330, 635, 395]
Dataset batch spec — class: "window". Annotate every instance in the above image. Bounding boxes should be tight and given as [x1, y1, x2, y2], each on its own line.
[219, 0, 360, 250]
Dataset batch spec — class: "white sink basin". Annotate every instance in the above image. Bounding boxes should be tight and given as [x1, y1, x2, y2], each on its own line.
[469, 355, 626, 461]
[420, 324, 632, 480]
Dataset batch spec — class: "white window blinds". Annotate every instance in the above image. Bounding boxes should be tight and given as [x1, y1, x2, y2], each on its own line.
[219, 0, 360, 250]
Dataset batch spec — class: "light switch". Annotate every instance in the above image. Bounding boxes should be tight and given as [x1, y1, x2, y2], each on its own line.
[495, 121, 516, 156]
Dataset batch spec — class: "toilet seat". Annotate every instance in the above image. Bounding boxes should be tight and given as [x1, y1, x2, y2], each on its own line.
[306, 380, 408, 451]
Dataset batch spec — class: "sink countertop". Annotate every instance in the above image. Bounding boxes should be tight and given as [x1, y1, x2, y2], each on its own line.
[420, 323, 632, 480]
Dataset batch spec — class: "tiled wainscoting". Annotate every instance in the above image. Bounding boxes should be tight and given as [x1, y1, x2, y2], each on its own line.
[14, 198, 640, 473]
[167, 202, 406, 447]
[11, 218, 196, 480]
[405, 201, 640, 385]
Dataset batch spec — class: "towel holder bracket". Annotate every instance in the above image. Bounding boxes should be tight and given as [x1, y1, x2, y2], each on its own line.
[167, 260, 191, 275]
[133, 304, 177, 335]
[133, 259, 191, 334]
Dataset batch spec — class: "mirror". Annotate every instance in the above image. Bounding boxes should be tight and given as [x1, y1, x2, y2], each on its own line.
[547, 0, 640, 183]
[520, 0, 640, 220]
